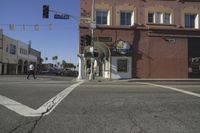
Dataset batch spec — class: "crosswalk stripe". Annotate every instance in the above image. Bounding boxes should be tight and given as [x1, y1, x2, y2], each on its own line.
[0, 81, 84, 117]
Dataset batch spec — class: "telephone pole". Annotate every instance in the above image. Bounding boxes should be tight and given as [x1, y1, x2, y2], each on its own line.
[89, 0, 96, 80]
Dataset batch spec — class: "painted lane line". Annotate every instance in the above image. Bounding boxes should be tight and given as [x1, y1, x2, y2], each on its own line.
[37, 81, 84, 116]
[0, 81, 84, 117]
[137, 82, 200, 98]
[0, 94, 39, 117]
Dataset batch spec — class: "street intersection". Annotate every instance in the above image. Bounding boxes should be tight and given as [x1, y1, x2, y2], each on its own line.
[0, 75, 200, 133]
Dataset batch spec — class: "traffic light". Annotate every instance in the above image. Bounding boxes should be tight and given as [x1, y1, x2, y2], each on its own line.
[94, 52, 99, 57]
[43, 5, 49, 18]
[85, 35, 92, 46]
[84, 52, 99, 58]
[80, 35, 92, 46]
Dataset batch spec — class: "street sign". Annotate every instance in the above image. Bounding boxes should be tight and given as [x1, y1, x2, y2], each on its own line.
[54, 14, 69, 19]
[90, 22, 96, 29]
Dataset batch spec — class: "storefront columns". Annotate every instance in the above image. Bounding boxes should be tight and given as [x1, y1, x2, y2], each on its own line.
[15, 64, 18, 75]
[17, 59, 24, 74]
[104, 59, 110, 79]
[0, 63, 2, 75]
[77, 54, 84, 80]
[22, 62, 24, 74]
[3, 64, 7, 74]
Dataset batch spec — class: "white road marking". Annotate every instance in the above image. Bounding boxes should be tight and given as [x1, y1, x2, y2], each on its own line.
[0, 95, 39, 117]
[0, 81, 84, 117]
[37, 81, 84, 116]
[137, 82, 200, 98]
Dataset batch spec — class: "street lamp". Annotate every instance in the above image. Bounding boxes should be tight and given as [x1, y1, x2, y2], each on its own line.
[89, 0, 96, 80]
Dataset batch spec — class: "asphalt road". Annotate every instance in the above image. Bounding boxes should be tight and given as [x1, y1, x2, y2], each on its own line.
[0, 75, 200, 133]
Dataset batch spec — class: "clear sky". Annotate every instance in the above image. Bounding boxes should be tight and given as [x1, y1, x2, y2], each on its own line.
[0, 0, 80, 64]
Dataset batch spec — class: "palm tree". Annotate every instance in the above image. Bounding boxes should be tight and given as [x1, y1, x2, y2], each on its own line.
[55, 56, 58, 63]
[62, 60, 66, 65]
[61, 60, 67, 69]
[45, 57, 48, 63]
[57, 62, 60, 68]
[52, 56, 58, 66]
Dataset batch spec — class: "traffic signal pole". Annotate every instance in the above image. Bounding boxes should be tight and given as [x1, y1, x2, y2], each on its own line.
[42, 4, 95, 80]
[42, 5, 83, 80]
[89, 0, 95, 80]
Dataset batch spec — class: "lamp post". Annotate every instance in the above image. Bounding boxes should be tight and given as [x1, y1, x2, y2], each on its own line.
[89, 0, 96, 80]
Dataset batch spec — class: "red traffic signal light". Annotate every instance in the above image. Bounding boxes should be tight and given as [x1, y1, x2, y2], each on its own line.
[43, 5, 49, 18]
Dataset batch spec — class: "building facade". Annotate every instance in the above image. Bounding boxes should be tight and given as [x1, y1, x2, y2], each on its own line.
[29, 46, 42, 72]
[0, 29, 3, 74]
[79, 0, 200, 79]
[17, 40, 29, 74]
[0, 29, 41, 75]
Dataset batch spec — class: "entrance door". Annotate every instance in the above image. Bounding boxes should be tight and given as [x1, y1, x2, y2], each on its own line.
[188, 38, 200, 78]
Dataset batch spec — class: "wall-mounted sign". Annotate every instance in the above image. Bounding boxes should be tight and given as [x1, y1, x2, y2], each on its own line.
[112, 40, 132, 56]
[94, 36, 112, 42]
[98, 37, 112, 42]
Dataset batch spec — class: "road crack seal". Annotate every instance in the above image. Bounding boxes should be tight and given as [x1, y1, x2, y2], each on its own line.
[7, 103, 56, 133]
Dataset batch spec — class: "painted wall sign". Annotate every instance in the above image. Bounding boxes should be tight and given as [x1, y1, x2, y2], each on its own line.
[112, 40, 132, 56]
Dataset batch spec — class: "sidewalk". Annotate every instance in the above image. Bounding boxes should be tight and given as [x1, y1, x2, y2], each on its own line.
[89, 76, 200, 82]
[127, 78, 200, 82]
[2, 75, 200, 82]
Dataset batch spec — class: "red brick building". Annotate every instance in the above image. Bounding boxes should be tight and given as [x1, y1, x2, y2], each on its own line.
[79, 0, 200, 79]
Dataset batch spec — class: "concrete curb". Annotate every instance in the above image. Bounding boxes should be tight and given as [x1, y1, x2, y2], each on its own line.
[127, 78, 200, 82]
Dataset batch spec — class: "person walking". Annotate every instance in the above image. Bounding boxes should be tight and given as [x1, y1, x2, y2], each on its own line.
[27, 63, 37, 79]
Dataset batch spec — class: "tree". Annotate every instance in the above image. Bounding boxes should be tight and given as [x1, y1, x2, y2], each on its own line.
[57, 62, 60, 68]
[61, 60, 76, 70]
[52, 56, 58, 65]
[61, 60, 66, 69]
[40, 58, 44, 63]
[55, 56, 58, 62]
[45, 57, 48, 63]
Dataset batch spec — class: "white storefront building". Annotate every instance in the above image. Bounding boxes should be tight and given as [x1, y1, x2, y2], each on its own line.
[0, 29, 40, 75]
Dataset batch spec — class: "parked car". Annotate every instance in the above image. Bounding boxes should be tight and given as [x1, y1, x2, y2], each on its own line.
[39, 67, 60, 75]
[57, 69, 78, 77]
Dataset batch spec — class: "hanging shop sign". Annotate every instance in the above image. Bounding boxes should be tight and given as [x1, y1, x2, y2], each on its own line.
[112, 40, 132, 56]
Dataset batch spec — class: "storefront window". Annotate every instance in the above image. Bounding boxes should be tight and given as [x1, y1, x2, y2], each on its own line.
[6, 45, 8, 52]
[148, 12, 172, 24]
[96, 10, 108, 25]
[10, 44, 16, 55]
[185, 13, 198, 28]
[120, 11, 132, 25]
[117, 59, 128, 72]
[148, 12, 154, 23]
[163, 13, 171, 24]
[155, 12, 162, 24]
